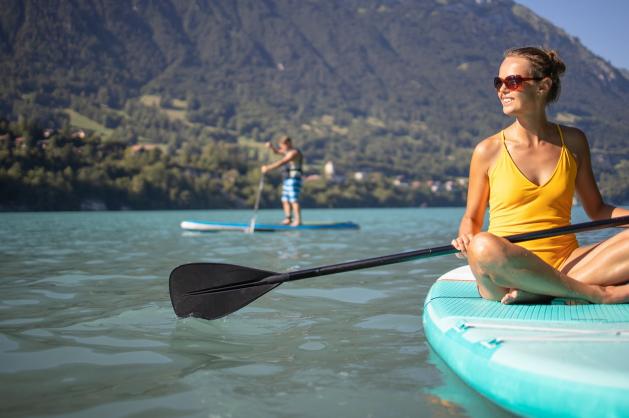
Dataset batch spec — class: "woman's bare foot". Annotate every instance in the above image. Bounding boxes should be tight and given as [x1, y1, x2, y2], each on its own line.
[290, 220, 301, 227]
[600, 284, 629, 304]
[281, 217, 291, 225]
[501, 288, 552, 305]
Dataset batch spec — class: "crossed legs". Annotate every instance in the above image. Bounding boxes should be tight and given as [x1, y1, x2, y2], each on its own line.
[467, 229, 629, 304]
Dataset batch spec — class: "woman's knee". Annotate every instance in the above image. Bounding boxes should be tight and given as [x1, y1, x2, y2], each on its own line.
[468, 232, 508, 267]
[468, 233, 512, 294]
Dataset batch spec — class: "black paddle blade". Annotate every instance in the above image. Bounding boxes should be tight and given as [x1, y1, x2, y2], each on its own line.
[169, 263, 279, 320]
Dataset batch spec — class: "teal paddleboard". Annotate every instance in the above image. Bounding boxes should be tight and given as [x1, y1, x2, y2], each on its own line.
[423, 265, 629, 418]
[180, 220, 360, 232]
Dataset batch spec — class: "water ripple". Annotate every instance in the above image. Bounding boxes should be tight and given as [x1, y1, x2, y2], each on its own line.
[0, 208, 527, 418]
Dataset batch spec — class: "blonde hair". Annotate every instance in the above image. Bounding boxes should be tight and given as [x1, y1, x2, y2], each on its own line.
[505, 46, 566, 103]
[278, 135, 292, 145]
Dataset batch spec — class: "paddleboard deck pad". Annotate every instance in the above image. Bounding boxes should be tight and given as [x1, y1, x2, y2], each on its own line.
[181, 220, 360, 232]
[423, 265, 629, 418]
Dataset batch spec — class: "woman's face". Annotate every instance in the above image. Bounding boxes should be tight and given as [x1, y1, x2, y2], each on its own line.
[496, 56, 546, 116]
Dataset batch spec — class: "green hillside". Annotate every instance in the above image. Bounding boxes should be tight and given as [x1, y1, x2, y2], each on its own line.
[1, 0, 627, 209]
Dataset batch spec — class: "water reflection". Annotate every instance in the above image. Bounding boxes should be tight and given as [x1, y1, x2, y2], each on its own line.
[424, 347, 517, 418]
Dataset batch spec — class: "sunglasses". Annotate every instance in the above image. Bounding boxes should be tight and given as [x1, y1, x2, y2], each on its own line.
[493, 75, 543, 91]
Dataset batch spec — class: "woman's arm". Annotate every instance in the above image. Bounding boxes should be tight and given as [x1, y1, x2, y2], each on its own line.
[570, 128, 629, 220]
[452, 138, 497, 255]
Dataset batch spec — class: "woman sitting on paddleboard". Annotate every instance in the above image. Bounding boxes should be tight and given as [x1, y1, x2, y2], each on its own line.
[262, 136, 303, 226]
[452, 46, 629, 304]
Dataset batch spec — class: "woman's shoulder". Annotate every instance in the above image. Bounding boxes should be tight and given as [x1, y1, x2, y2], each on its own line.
[558, 124, 587, 143]
[558, 124, 590, 155]
[473, 132, 503, 159]
[468, 132, 503, 175]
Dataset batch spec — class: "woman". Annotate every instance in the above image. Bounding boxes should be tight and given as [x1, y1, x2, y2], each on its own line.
[262, 135, 303, 226]
[452, 46, 629, 304]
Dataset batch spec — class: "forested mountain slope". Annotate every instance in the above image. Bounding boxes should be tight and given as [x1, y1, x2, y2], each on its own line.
[1, 0, 627, 209]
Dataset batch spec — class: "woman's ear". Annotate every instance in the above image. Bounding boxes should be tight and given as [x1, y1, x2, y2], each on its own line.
[539, 77, 552, 96]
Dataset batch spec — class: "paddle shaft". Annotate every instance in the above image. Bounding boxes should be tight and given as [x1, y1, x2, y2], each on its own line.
[172, 215, 629, 319]
[248, 175, 265, 233]
[257, 216, 629, 286]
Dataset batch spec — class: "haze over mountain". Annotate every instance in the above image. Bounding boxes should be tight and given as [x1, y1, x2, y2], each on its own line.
[1, 0, 628, 208]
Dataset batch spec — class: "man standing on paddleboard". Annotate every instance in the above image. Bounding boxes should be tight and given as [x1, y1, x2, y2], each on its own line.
[262, 136, 304, 226]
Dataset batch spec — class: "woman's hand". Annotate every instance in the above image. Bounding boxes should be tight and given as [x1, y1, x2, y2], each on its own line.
[261, 165, 268, 174]
[451, 233, 474, 259]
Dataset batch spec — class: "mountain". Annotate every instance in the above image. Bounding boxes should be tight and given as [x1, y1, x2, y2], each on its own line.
[1, 0, 628, 208]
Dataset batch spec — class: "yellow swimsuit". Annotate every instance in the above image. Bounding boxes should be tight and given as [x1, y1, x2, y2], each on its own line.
[488, 125, 579, 269]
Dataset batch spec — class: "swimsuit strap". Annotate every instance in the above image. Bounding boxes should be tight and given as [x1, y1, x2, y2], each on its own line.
[502, 126, 564, 147]
[555, 124, 565, 147]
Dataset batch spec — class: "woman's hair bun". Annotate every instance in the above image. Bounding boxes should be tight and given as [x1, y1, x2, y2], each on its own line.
[546, 49, 566, 77]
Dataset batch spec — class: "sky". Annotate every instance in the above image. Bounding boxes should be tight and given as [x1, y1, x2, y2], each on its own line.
[515, 0, 629, 70]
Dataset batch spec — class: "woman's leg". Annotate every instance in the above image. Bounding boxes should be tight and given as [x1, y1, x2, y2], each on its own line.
[467, 232, 610, 304]
[560, 229, 629, 285]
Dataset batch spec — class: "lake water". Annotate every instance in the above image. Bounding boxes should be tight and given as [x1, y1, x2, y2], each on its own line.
[0, 207, 607, 418]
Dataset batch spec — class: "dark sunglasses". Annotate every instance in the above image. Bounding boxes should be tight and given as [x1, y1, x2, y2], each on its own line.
[494, 75, 543, 91]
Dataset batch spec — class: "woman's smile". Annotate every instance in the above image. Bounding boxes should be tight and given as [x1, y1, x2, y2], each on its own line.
[500, 96, 515, 105]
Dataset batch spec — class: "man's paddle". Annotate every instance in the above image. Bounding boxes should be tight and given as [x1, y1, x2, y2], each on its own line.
[169, 215, 629, 320]
[247, 175, 264, 234]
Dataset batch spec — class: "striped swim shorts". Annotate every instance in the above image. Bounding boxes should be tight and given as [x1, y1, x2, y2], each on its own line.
[281, 177, 302, 203]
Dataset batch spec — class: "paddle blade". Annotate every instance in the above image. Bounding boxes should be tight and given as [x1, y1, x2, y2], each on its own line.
[169, 263, 278, 320]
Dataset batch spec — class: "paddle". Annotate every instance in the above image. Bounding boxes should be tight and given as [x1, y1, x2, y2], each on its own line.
[247, 175, 264, 233]
[169, 215, 629, 320]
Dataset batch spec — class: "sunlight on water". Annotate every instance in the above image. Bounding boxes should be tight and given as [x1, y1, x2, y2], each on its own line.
[0, 207, 604, 417]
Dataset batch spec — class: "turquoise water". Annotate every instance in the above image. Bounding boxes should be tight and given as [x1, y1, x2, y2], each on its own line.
[0, 207, 605, 418]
